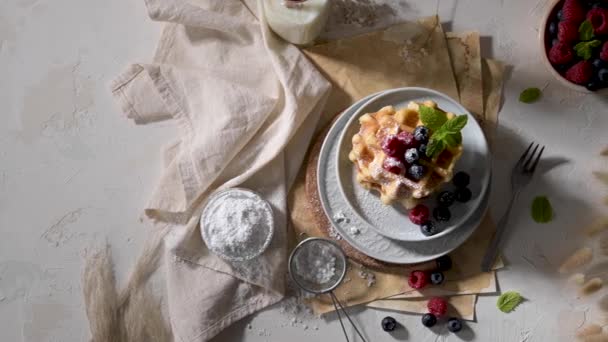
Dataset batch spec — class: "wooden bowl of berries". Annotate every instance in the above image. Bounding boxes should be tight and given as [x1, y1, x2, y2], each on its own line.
[540, 0, 608, 92]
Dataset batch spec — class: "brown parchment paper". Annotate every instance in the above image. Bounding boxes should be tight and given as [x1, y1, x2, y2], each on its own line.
[446, 31, 484, 121]
[288, 20, 507, 317]
[481, 59, 507, 145]
[360, 59, 505, 319]
[367, 294, 477, 321]
[303, 16, 459, 129]
[308, 215, 501, 315]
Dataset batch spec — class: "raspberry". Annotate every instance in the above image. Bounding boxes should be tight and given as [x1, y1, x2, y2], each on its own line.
[383, 156, 405, 174]
[381, 134, 406, 158]
[408, 270, 429, 289]
[396, 131, 419, 149]
[588, 8, 608, 35]
[557, 21, 579, 43]
[601, 41, 608, 61]
[565, 61, 594, 84]
[409, 204, 430, 225]
[562, 0, 586, 23]
[548, 42, 574, 65]
[427, 297, 448, 317]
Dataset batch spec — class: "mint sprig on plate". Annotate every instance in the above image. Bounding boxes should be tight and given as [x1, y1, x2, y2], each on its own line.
[419, 105, 448, 131]
[419, 105, 468, 158]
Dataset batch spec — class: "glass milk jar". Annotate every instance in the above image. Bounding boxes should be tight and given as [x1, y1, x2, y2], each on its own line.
[263, 0, 330, 45]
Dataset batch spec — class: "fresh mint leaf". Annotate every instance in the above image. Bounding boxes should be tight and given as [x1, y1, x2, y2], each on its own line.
[439, 115, 468, 135]
[443, 132, 462, 148]
[425, 114, 468, 157]
[426, 138, 444, 158]
[531, 196, 553, 223]
[574, 40, 602, 60]
[419, 105, 447, 131]
[519, 87, 542, 103]
[579, 20, 594, 41]
[497, 291, 523, 313]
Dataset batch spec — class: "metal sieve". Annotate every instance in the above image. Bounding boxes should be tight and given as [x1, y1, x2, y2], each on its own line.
[288, 238, 366, 342]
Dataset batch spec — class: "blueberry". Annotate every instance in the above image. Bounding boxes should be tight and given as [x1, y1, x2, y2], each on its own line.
[455, 188, 472, 202]
[452, 171, 470, 188]
[557, 9, 563, 21]
[413, 126, 430, 143]
[551, 38, 559, 47]
[408, 164, 426, 181]
[420, 221, 438, 236]
[587, 81, 602, 91]
[598, 68, 608, 83]
[418, 144, 427, 157]
[555, 63, 569, 72]
[592, 2, 608, 8]
[447, 318, 463, 333]
[549, 21, 558, 36]
[433, 207, 451, 222]
[593, 59, 606, 69]
[405, 148, 420, 164]
[435, 255, 453, 272]
[430, 271, 444, 285]
[421, 313, 437, 328]
[381, 316, 397, 332]
[437, 191, 456, 207]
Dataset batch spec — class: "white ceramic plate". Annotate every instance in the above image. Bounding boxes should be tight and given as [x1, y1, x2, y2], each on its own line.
[317, 91, 490, 264]
[335, 88, 491, 242]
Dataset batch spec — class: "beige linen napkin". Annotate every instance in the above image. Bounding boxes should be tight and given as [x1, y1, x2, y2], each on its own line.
[110, 0, 330, 341]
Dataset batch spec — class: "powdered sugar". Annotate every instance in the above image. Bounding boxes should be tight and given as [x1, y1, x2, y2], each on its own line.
[333, 211, 349, 223]
[384, 157, 404, 168]
[202, 189, 274, 261]
[357, 267, 377, 287]
[328, 224, 342, 240]
[293, 240, 337, 285]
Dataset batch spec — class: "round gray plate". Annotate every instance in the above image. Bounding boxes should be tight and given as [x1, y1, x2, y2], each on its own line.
[317, 90, 490, 264]
[336, 88, 491, 241]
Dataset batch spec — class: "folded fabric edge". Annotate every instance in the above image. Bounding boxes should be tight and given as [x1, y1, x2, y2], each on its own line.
[109, 64, 147, 124]
[110, 64, 176, 125]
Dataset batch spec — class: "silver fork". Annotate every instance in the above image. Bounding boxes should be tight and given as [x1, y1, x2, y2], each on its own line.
[481, 142, 545, 272]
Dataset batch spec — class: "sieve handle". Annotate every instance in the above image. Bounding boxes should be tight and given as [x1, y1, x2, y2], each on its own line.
[330, 292, 367, 342]
[330, 293, 350, 342]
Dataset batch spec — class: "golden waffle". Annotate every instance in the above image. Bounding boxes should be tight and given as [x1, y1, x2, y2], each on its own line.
[348, 101, 464, 209]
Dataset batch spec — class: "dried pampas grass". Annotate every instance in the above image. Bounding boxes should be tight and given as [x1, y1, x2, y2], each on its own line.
[83, 226, 172, 342]
[559, 247, 593, 274]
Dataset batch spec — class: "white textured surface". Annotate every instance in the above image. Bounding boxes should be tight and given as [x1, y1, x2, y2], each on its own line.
[1, 0, 608, 341]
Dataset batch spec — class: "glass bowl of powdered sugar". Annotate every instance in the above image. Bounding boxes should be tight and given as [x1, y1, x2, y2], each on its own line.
[201, 188, 274, 262]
